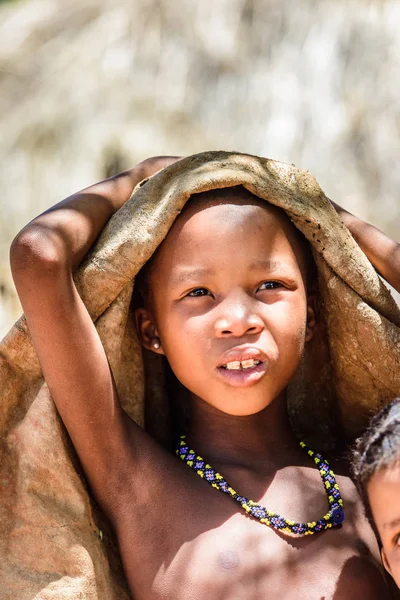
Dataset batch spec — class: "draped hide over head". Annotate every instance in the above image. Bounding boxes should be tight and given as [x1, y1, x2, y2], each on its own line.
[1, 151, 400, 599]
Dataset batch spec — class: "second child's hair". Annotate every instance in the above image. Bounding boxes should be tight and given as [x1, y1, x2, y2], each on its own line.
[352, 398, 400, 529]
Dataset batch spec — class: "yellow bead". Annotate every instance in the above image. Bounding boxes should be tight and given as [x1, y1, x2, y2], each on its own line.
[187, 460, 193, 467]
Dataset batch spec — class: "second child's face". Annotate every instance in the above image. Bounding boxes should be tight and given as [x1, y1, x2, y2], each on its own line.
[367, 464, 400, 588]
[137, 196, 316, 416]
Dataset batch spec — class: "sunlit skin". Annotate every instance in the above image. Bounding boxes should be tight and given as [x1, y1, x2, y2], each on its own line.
[367, 462, 400, 588]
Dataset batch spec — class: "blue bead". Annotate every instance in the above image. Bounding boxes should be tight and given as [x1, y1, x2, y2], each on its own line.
[331, 506, 345, 525]
[205, 470, 215, 481]
[236, 496, 248, 504]
[251, 506, 266, 519]
[296, 525, 306, 534]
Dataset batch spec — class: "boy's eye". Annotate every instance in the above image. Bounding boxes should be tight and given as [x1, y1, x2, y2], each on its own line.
[258, 281, 283, 291]
[187, 288, 212, 298]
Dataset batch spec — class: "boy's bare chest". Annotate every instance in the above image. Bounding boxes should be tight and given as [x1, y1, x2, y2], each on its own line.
[115, 467, 384, 600]
[140, 515, 356, 600]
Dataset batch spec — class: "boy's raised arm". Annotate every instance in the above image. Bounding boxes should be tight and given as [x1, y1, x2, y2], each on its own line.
[10, 156, 180, 513]
[331, 200, 400, 294]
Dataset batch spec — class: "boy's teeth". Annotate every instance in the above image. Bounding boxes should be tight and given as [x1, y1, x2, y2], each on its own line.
[226, 361, 241, 370]
[225, 359, 261, 370]
[241, 359, 259, 369]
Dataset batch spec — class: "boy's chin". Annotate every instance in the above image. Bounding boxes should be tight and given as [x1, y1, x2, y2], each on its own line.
[203, 397, 279, 418]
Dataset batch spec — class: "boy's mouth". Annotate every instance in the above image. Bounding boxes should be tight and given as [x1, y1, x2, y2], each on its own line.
[216, 348, 268, 387]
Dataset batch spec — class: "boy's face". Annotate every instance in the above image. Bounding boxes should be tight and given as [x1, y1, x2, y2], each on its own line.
[136, 190, 316, 416]
[367, 464, 400, 588]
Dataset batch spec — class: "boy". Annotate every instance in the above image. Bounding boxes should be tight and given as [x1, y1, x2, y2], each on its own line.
[10, 155, 399, 599]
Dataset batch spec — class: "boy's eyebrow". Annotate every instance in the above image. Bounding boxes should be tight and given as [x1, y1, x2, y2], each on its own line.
[169, 267, 214, 287]
[248, 259, 289, 271]
[169, 261, 294, 287]
[382, 516, 400, 530]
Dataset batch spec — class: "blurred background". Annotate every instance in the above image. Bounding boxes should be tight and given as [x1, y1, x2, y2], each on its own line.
[1, 0, 399, 338]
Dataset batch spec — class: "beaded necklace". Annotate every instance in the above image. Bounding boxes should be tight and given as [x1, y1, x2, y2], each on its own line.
[176, 435, 345, 536]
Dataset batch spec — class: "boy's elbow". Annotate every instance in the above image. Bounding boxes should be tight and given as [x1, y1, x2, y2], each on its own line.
[10, 226, 67, 279]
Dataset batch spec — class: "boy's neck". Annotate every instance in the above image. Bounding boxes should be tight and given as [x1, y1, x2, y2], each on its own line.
[187, 392, 301, 472]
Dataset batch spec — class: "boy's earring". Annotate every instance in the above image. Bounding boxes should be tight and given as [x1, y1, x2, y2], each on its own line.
[152, 338, 161, 350]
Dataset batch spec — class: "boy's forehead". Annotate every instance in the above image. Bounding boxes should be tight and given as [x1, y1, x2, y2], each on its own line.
[152, 187, 311, 273]
[138, 186, 313, 301]
[173, 187, 287, 237]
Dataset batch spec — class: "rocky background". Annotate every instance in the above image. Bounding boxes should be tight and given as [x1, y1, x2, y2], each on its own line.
[1, 0, 399, 338]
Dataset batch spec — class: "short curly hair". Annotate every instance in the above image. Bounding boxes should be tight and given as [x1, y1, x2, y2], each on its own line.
[352, 398, 400, 533]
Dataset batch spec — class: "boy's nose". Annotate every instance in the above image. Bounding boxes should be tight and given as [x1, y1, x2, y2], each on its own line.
[213, 296, 264, 338]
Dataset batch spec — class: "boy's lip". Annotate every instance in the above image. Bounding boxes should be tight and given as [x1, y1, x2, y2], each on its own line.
[215, 346, 268, 388]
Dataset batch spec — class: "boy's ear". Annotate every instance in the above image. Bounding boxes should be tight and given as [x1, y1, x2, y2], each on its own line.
[305, 292, 318, 342]
[134, 308, 165, 355]
[380, 547, 392, 576]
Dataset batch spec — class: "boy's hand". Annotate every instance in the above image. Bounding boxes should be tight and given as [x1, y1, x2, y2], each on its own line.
[330, 199, 400, 294]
